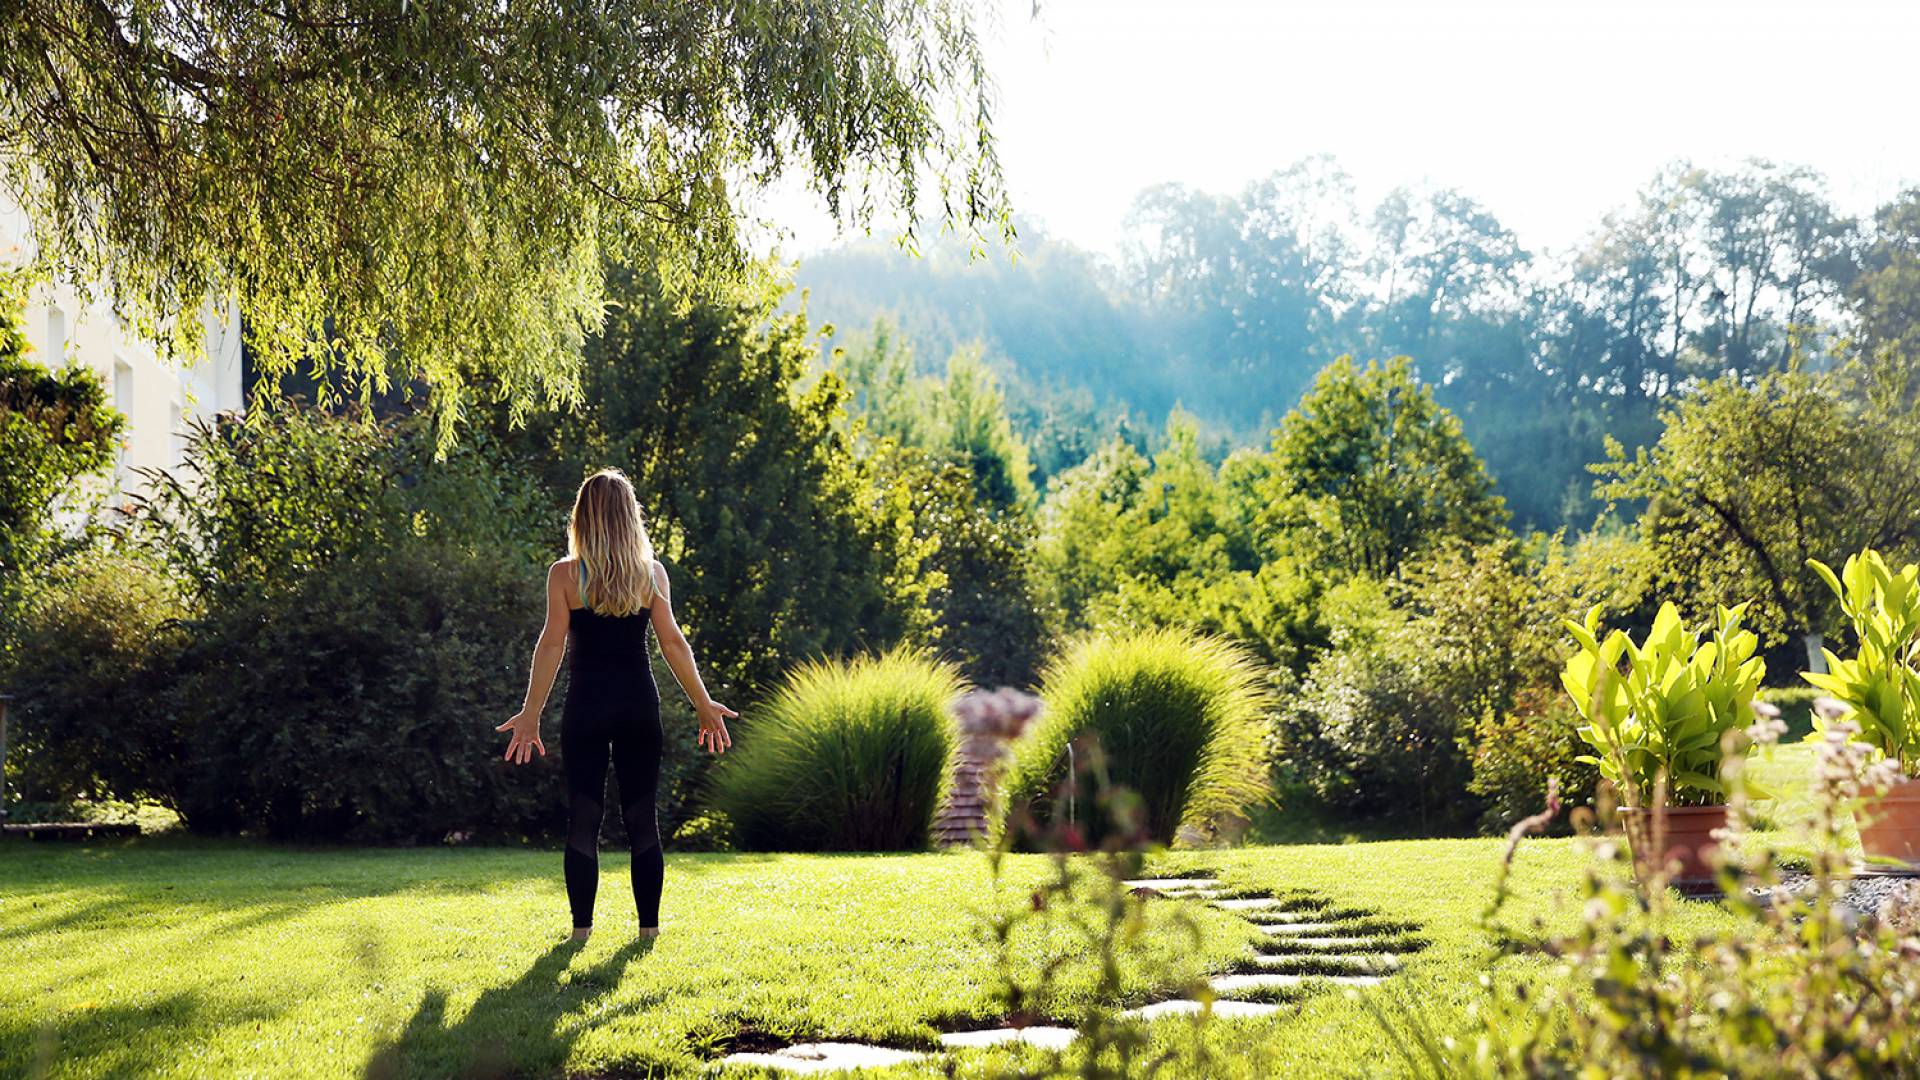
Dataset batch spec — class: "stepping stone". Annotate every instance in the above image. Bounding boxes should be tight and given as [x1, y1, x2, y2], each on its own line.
[1258, 922, 1340, 936]
[1210, 973, 1386, 994]
[1239, 909, 1329, 923]
[1264, 936, 1377, 950]
[1211, 897, 1283, 911]
[719, 1043, 929, 1074]
[1245, 953, 1401, 973]
[1124, 998, 1286, 1020]
[939, 1026, 1079, 1050]
[1122, 877, 1219, 892]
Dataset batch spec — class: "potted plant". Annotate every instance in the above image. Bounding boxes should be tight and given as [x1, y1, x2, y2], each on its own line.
[1805, 550, 1920, 871]
[1562, 601, 1767, 892]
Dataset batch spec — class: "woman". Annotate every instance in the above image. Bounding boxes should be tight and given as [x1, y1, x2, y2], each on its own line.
[497, 469, 736, 941]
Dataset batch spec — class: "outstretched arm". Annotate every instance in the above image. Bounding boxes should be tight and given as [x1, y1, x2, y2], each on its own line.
[497, 561, 571, 764]
[649, 561, 735, 753]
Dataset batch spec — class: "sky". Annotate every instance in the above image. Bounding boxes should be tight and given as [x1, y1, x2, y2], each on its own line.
[754, 0, 1920, 262]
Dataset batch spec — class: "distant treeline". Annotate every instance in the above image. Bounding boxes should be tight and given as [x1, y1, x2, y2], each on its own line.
[794, 157, 1915, 530]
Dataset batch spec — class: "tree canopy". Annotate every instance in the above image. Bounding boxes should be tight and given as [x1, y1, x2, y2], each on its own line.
[1260, 356, 1506, 579]
[1596, 368, 1920, 664]
[0, 271, 124, 612]
[0, 0, 1010, 439]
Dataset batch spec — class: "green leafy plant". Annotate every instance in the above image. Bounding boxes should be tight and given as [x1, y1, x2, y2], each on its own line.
[1002, 629, 1272, 846]
[706, 648, 966, 851]
[1374, 720, 1920, 1078]
[1561, 601, 1766, 807]
[1805, 549, 1920, 776]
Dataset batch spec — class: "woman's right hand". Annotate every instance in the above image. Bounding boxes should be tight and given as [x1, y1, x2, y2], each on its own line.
[495, 710, 545, 764]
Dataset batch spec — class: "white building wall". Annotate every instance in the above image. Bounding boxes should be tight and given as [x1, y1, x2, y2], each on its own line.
[0, 195, 245, 501]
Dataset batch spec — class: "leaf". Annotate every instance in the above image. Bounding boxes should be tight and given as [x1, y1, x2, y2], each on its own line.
[1674, 771, 1726, 796]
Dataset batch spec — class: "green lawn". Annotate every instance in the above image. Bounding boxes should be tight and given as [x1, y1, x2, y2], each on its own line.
[0, 828, 1755, 1079]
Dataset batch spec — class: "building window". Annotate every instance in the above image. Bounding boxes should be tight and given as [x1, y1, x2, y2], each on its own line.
[169, 402, 184, 469]
[46, 306, 65, 360]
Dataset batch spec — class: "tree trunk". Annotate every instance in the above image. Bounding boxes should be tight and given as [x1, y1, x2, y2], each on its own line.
[1804, 632, 1827, 675]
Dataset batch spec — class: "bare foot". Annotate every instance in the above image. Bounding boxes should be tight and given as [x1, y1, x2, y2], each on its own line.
[637, 927, 660, 939]
[571, 926, 593, 942]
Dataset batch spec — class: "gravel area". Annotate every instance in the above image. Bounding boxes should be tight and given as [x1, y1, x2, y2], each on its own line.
[1749, 872, 1920, 925]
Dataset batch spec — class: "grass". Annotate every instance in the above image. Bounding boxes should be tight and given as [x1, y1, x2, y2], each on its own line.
[2, 825, 1755, 1080]
[1, 838, 1248, 1079]
[7, 743, 1861, 1079]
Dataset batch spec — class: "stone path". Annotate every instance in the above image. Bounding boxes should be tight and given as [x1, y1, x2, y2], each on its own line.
[938, 1025, 1081, 1050]
[715, 874, 1425, 1073]
[719, 1042, 930, 1074]
[1122, 879, 1424, 1018]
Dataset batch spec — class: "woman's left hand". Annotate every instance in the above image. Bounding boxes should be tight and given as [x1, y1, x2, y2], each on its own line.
[696, 700, 737, 753]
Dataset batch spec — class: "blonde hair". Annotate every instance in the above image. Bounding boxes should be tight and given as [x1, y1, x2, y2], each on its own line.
[567, 468, 657, 616]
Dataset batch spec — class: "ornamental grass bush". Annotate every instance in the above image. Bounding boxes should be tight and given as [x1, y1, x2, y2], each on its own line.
[1001, 629, 1272, 846]
[706, 648, 966, 851]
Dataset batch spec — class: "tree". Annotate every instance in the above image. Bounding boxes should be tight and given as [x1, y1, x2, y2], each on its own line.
[1120, 158, 1356, 426]
[1542, 161, 1852, 403]
[833, 319, 939, 450]
[1851, 188, 1920, 402]
[1259, 356, 1507, 579]
[875, 445, 1048, 688]
[934, 349, 1036, 512]
[516, 264, 936, 698]
[0, 0, 1010, 439]
[1360, 186, 1530, 382]
[0, 271, 125, 620]
[1596, 370, 1920, 670]
[1034, 418, 1250, 629]
[1031, 415, 1328, 673]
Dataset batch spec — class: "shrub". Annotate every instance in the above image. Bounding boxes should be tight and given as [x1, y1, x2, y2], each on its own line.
[159, 543, 555, 841]
[706, 648, 966, 851]
[1277, 627, 1480, 834]
[12, 404, 591, 841]
[3, 547, 184, 808]
[1465, 685, 1595, 832]
[1002, 629, 1272, 845]
[1281, 541, 1614, 835]
[1758, 685, 1823, 740]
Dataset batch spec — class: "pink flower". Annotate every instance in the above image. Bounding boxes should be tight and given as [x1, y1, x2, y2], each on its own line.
[1746, 714, 1788, 747]
[1864, 757, 1908, 793]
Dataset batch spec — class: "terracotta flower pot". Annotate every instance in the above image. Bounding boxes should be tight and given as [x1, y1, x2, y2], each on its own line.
[1856, 777, 1920, 873]
[1621, 805, 1727, 895]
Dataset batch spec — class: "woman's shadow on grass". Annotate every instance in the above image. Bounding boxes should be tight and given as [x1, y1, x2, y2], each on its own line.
[362, 937, 658, 1080]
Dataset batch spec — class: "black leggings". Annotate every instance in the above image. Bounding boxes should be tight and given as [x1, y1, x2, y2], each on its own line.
[561, 677, 664, 930]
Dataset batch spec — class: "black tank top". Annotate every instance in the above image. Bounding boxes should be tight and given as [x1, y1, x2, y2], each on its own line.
[568, 563, 654, 675]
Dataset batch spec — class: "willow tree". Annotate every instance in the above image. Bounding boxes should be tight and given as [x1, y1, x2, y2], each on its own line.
[0, 0, 1010, 437]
